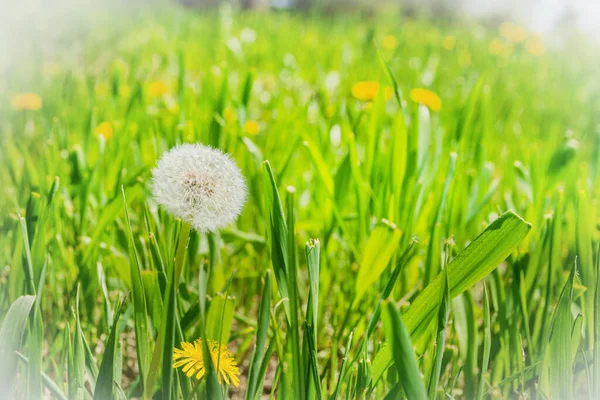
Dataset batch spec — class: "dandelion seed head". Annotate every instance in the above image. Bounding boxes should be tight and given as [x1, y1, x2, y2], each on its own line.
[151, 143, 247, 232]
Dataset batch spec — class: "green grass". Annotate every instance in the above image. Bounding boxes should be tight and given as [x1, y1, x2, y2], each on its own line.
[1, 5, 599, 399]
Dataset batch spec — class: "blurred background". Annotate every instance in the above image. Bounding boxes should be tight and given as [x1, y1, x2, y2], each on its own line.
[2, 0, 599, 73]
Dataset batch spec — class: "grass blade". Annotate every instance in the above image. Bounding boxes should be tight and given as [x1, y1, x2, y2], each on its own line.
[0, 295, 36, 393]
[94, 297, 126, 400]
[374, 210, 530, 381]
[382, 301, 428, 400]
[246, 271, 272, 400]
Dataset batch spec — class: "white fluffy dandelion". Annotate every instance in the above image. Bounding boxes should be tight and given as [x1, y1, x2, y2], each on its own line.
[151, 143, 247, 232]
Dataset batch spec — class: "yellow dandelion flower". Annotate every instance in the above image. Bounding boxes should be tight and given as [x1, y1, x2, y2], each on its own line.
[10, 93, 43, 111]
[382, 35, 398, 50]
[458, 50, 471, 66]
[94, 83, 110, 98]
[488, 39, 508, 56]
[173, 339, 240, 387]
[351, 81, 382, 102]
[526, 36, 544, 56]
[95, 122, 113, 140]
[223, 107, 237, 124]
[442, 35, 456, 50]
[147, 80, 168, 98]
[499, 22, 527, 43]
[119, 84, 131, 98]
[42, 62, 62, 77]
[244, 120, 260, 135]
[326, 104, 335, 118]
[410, 88, 442, 112]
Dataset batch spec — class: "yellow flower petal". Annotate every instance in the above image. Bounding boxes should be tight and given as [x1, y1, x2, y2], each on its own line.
[244, 120, 260, 135]
[526, 36, 544, 56]
[382, 35, 398, 50]
[442, 35, 456, 50]
[410, 88, 442, 112]
[172, 339, 240, 387]
[147, 80, 168, 98]
[95, 122, 113, 140]
[351, 81, 381, 102]
[499, 22, 527, 43]
[10, 93, 43, 111]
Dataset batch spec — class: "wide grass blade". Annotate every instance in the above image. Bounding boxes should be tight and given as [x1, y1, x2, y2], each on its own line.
[0, 295, 36, 393]
[544, 260, 577, 400]
[355, 220, 402, 302]
[374, 210, 530, 380]
[405, 210, 531, 338]
[262, 161, 291, 322]
[382, 301, 428, 400]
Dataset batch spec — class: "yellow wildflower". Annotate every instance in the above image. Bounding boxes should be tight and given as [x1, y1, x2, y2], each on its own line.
[42, 62, 62, 77]
[526, 36, 544, 56]
[119, 84, 131, 98]
[488, 39, 508, 56]
[244, 120, 260, 135]
[410, 88, 442, 112]
[499, 22, 527, 43]
[351, 81, 392, 102]
[352, 81, 380, 102]
[442, 35, 456, 50]
[326, 104, 335, 118]
[173, 339, 240, 387]
[147, 80, 168, 98]
[10, 93, 42, 111]
[223, 107, 237, 124]
[95, 122, 113, 140]
[458, 50, 471, 66]
[94, 83, 110, 98]
[382, 35, 398, 50]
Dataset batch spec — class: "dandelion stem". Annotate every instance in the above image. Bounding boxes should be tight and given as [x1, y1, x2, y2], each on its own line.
[174, 221, 192, 287]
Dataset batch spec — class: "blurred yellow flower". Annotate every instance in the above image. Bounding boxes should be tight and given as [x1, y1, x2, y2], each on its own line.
[351, 81, 392, 102]
[459, 50, 471, 66]
[410, 88, 442, 112]
[499, 22, 527, 43]
[147, 80, 168, 98]
[382, 35, 398, 50]
[119, 84, 131, 98]
[95, 122, 113, 140]
[173, 339, 240, 387]
[488, 39, 508, 56]
[442, 35, 456, 50]
[526, 36, 545, 56]
[42, 62, 62, 77]
[326, 104, 335, 118]
[10, 93, 43, 111]
[352, 81, 380, 102]
[94, 83, 110, 98]
[244, 120, 260, 135]
[223, 107, 237, 124]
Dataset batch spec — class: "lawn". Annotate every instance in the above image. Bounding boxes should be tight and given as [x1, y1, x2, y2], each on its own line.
[1, 4, 599, 399]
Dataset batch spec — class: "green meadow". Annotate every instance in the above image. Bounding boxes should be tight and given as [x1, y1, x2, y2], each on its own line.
[1, 4, 599, 399]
